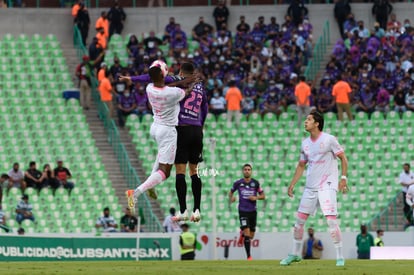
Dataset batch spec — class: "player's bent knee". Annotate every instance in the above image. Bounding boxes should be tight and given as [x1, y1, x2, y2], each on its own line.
[175, 164, 186, 175]
[189, 164, 198, 176]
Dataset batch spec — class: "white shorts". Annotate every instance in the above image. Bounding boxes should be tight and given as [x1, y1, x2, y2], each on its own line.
[150, 123, 177, 165]
[298, 188, 338, 216]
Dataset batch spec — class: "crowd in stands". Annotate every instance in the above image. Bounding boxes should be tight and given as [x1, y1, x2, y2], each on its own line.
[74, 0, 314, 124]
[73, 0, 414, 124]
[0, 160, 74, 233]
[319, 10, 414, 119]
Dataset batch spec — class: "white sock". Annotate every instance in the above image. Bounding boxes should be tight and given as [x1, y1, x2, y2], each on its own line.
[291, 217, 306, 256]
[292, 239, 302, 256]
[135, 170, 165, 197]
[335, 243, 344, 259]
[327, 217, 343, 259]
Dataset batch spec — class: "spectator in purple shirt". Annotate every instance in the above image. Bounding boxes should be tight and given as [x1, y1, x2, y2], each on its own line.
[250, 23, 267, 44]
[261, 81, 285, 117]
[163, 17, 176, 42]
[382, 72, 397, 92]
[126, 34, 140, 58]
[169, 32, 188, 59]
[317, 79, 336, 113]
[266, 16, 280, 40]
[355, 84, 377, 117]
[116, 85, 137, 128]
[229, 164, 265, 261]
[376, 88, 390, 115]
[134, 84, 150, 121]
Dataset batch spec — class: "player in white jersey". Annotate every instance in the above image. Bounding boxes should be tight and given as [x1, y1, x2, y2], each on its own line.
[405, 184, 414, 225]
[126, 66, 188, 209]
[280, 110, 348, 267]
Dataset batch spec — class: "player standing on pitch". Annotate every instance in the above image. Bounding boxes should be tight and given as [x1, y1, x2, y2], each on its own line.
[280, 110, 348, 267]
[229, 164, 265, 260]
[125, 66, 191, 209]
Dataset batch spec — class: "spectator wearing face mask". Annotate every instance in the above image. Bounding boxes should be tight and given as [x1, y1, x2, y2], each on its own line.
[209, 90, 226, 118]
[117, 85, 137, 128]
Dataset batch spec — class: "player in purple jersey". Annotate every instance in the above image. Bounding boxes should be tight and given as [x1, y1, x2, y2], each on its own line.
[125, 67, 190, 210]
[121, 63, 208, 223]
[229, 164, 265, 260]
[172, 63, 208, 223]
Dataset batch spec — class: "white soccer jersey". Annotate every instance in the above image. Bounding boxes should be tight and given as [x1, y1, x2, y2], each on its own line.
[300, 132, 344, 191]
[399, 171, 414, 192]
[406, 185, 414, 206]
[146, 83, 185, 126]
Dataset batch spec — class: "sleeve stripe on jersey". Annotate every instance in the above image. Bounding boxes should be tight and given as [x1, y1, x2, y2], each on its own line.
[335, 150, 344, 156]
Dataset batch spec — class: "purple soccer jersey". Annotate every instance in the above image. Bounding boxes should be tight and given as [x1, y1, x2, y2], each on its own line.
[178, 82, 208, 126]
[129, 74, 208, 126]
[231, 179, 263, 212]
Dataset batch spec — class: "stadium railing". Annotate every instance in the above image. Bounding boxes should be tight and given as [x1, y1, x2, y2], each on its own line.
[367, 192, 402, 232]
[304, 20, 330, 81]
[73, 25, 163, 232]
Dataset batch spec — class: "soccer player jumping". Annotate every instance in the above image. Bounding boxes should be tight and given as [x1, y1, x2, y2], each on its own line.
[280, 110, 348, 267]
[125, 66, 189, 209]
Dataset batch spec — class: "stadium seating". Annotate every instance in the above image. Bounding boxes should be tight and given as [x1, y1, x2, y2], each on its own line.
[105, 33, 198, 67]
[127, 110, 408, 233]
[0, 34, 123, 234]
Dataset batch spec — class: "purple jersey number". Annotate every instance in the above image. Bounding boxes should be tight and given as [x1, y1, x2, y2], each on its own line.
[183, 91, 203, 113]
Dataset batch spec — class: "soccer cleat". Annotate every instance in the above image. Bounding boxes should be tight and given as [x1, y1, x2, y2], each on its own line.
[280, 254, 302, 266]
[125, 190, 136, 211]
[336, 258, 345, 266]
[237, 230, 244, 245]
[147, 188, 158, 200]
[172, 210, 189, 222]
[190, 209, 201, 223]
[247, 256, 253, 261]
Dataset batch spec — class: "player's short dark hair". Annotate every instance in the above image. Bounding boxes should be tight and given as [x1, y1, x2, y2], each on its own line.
[103, 207, 110, 212]
[404, 163, 410, 168]
[29, 161, 36, 167]
[299, 76, 306, 82]
[149, 66, 163, 82]
[169, 207, 176, 215]
[180, 62, 195, 74]
[242, 164, 252, 169]
[1, 174, 9, 179]
[309, 110, 324, 131]
[377, 229, 384, 234]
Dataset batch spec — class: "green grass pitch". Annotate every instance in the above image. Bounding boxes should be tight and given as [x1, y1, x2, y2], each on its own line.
[0, 260, 411, 274]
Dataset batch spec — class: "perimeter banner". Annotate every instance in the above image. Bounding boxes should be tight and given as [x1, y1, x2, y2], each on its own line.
[0, 236, 171, 261]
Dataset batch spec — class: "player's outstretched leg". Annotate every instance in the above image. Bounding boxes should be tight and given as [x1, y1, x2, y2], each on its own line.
[327, 216, 345, 266]
[190, 174, 202, 222]
[126, 169, 167, 210]
[280, 212, 308, 266]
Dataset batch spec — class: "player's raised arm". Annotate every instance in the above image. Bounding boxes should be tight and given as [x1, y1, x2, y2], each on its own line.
[288, 161, 306, 198]
[337, 152, 348, 194]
